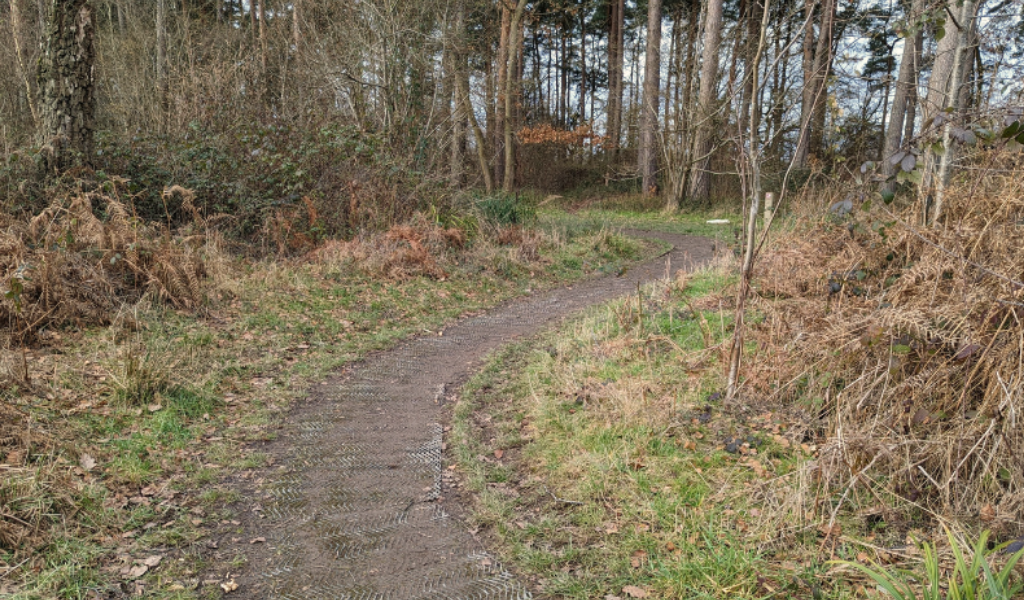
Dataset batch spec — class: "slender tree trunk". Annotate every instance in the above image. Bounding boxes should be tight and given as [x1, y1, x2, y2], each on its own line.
[739, 0, 763, 135]
[727, 0, 770, 400]
[579, 3, 587, 122]
[664, 12, 679, 139]
[448, 3, 465, 187]
[485, 55, 495, 150]
[257, 0, 267, 75]
[10, 0, 40, 126]
[676, 0, 699, 173]
[793, 0, 816, 168]
[880, 0, 924, 191]
[494, 5, 510, 188]
[807, 0, 835, 163]
[156, 0, 168, 128]
[459, 55, 493, 193]
[607, 0, 625, 153]
[560, 34, 569, 125]
[932, 0, 978, 225]
[38, 0, 96, 171]
[639, 0, 662, 196]
[922, 4, 960, 126]
[904, 32, 921, 143]
[687, 0, 725, 203]
[503, 0, 529, 192]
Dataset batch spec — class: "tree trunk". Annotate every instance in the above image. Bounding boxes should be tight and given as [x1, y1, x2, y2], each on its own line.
[922, 3, 960, 126]
[807, 0, 835, 163]
[639, 0, 662, 197]
[606, 0, 625, 153]
[931, 0, 978, 225]
[460, 62, 494, 193]
[880, 0, 924, 191]
[257, 0, 267, 74]
[448, 3, 466, 188]
[579, 3, 587, 123]
[904, 32, 921, 143]
[793, 0, 816, 168]
[10, 0, 40, 126]
[687, 0, 725, 203]
[156, 0, 168, 127]
[38, 0, 96, 171]
[502, 0, 529, 192]
[494, 4, 511, 188]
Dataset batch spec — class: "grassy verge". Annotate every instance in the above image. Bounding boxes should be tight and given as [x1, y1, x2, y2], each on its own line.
[0, 221, 657, 599]
[452, 267, 849, 600]
[535, 190, 743, 240]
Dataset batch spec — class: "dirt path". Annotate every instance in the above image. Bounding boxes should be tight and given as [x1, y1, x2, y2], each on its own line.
[234, 231, 713, 599]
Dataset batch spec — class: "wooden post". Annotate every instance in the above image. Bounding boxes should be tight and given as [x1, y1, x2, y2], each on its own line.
[763, 191, 775, 220]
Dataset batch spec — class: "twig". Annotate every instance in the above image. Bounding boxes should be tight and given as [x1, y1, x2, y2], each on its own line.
[544, 486, 583, 506]
[0, 556, 32, 580]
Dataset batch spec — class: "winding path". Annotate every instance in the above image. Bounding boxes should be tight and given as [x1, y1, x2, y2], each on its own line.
[237, 231, 713, 599]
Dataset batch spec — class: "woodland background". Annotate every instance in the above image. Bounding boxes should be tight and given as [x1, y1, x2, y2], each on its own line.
[3, 0, 1024, 597]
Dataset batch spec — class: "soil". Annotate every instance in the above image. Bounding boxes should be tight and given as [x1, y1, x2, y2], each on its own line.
[224, 231, 714, 599]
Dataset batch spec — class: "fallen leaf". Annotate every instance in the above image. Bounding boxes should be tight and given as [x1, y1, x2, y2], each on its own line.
[980, 504, 996, 522]
[683, 440, 696, 451]
[604, 523, 620, 534]
[142, 555, 162, 567]
[220, 579, 239, 593]
[147, 403, 162, 413]
[622, 585, 649, 598]
[80, 453, 96, 471]
[494, 449, 504, 459]
[127, 564, 148, 579]
[250, 537, 266, 544]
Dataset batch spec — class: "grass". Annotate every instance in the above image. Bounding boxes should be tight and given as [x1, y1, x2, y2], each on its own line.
[452, 266, 862, 599]
[536, 189, 744, 240]
[0, 221, 661, 599]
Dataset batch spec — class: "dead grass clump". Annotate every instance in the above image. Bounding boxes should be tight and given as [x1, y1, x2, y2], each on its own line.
[1, 185, 208, 343]
[755, 174, 1024, 531]
[308, 216, 465, 280]
[0, 402, 71, 556]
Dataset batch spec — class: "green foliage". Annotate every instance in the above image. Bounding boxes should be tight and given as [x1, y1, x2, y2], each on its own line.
[837, 530, 1024, 600]
[475, 192, 537, 226]
[82, 123, 447, 239]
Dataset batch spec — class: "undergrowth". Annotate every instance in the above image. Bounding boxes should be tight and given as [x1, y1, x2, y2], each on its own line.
[0, 195, 654, 598]
[753, 172, 1024, 540]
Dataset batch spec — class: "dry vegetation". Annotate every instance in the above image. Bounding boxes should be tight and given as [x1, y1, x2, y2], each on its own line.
[0, 179, 649, 596]
[1, 183, 208, 347]
[753, 167, 1024, 542]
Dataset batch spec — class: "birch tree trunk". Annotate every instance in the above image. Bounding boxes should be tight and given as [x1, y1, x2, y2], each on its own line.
[639, 0, 662, 197]
[931, 0, 978, 225]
